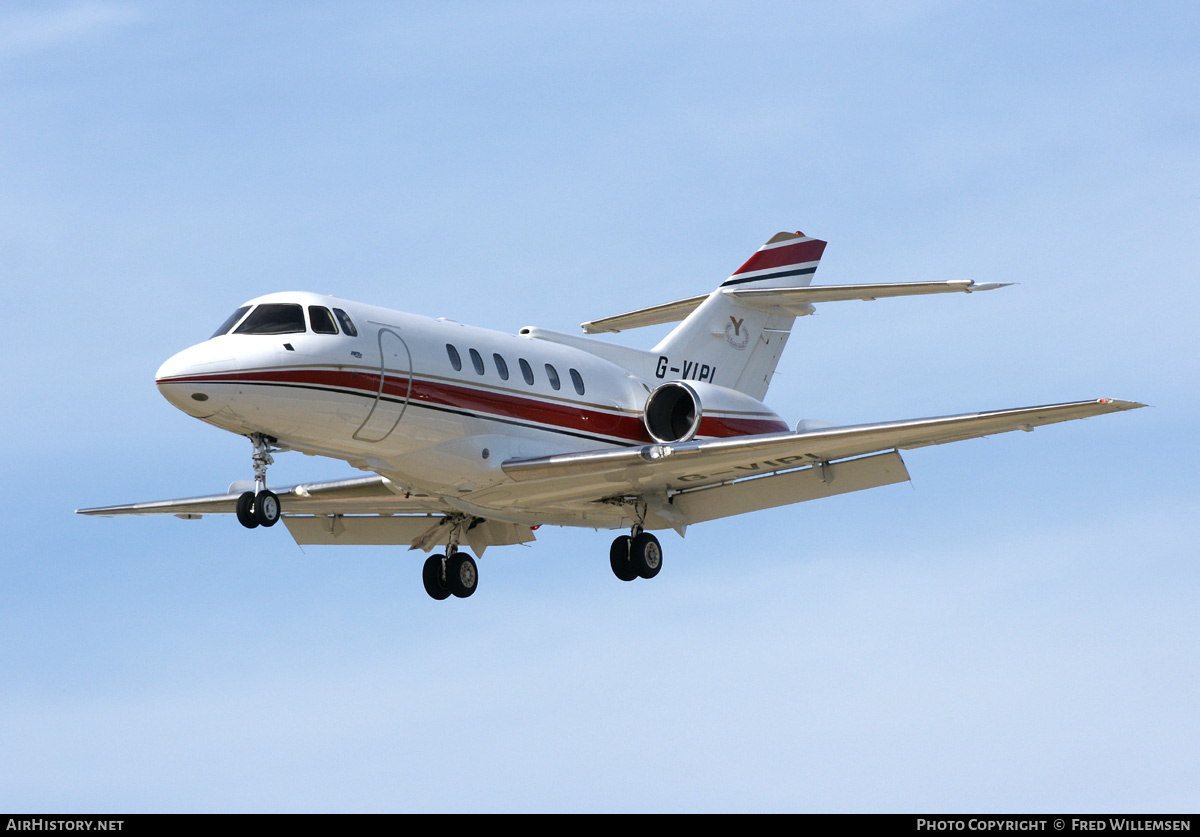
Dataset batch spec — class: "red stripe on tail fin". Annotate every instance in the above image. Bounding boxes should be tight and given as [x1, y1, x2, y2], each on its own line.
[732, 233, 827, 277]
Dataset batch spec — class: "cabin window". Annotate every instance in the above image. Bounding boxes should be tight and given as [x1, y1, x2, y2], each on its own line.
[446, 344, 462, 371]
[493, 353, 509, 381]
[309, 306, 338, 335]
[569, 368, 585, 396]
[333, 308, 358, 337]
[234, 303, 306, 335]
[211, 306, 251, 338]
[545, 363, 561, 391]
[519, 358, 534, 385]
[469, 348, 485, 375]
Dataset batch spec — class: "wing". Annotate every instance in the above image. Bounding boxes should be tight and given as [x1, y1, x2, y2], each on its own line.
[76, 476, 536, 554]
[498, 398, 1145, 512]
[75, 475, 444, 518]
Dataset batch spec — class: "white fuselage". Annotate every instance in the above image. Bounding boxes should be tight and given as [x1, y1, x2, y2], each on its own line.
[155, 291, 788, 524]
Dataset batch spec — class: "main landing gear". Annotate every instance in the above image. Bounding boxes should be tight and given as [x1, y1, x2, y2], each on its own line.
[610, 526, 663, 582]
[421, 516, 479, 601]
[422, 550, 479, 600]
[236, 433, 282, 529]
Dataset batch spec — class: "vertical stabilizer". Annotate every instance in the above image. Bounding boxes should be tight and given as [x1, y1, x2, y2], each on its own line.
[651, 231, 826, 400]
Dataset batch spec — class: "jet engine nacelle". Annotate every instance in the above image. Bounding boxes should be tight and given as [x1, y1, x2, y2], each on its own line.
[642, 380, 788, 443]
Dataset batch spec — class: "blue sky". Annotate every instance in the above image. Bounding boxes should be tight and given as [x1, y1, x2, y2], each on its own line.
[2, 1, 1197, 812]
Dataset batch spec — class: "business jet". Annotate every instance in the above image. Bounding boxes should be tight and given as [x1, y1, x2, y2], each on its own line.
[78, 230, 1142, 600]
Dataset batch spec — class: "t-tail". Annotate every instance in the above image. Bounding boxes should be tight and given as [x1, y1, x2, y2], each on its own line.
[651, 231, 826, 400]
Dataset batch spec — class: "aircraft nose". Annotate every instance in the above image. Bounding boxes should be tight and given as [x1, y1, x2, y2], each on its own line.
[156, 344, 236, 419]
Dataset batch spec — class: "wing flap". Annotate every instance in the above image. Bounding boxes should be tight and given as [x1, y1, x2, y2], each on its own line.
[281, 514, 536, 549]
[670, 450, 911, 523]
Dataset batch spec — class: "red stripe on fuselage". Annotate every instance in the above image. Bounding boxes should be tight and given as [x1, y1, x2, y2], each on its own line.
[733, 238, 827, 276]
[698, 414, 789, 438]
[159, 368, 790, 443]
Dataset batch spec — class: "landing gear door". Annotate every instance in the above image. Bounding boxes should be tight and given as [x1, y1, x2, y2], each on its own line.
[353, 327, 411, 443]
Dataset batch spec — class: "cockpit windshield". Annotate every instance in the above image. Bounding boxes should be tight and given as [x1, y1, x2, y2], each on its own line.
[309, 306, 338, 335]
[333, 308, 358, 337]
[234, 303, 307, 335]
[211, 306, 251, 338]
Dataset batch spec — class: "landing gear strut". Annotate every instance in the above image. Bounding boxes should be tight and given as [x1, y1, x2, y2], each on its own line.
[421, 517, 479, 600]
[236, 433, 282, 529]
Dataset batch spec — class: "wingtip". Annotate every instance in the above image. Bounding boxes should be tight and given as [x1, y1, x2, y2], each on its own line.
[1096, 398, 1148, 410]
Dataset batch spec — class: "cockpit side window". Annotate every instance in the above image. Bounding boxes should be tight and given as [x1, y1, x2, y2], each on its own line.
[233, 303, 306, 335]
[333, 308, 358, 337]
[309, 306, 338, 335]
[211, 306, 251, 338]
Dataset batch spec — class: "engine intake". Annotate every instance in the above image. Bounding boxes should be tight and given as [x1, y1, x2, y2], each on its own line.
[643, 380, 790, 443]
[644, 382, 701, 443]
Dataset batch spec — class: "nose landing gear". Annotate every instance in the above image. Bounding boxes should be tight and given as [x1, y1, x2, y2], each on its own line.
[236, 433, 282, 529]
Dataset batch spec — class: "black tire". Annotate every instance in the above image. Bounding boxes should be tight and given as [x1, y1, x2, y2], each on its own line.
[609, 535, 637, 582]
[236, 491, 259, 529]
[254, 489, 281, 527]
[447, 553, 478, 598]
[422, 554, 451, 601]
[630, 532, 662, 579]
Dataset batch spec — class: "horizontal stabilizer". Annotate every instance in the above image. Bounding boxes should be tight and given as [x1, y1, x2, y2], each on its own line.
[727, 279, 1010, 316]
[581, 280, 1009, 333]
[581, 294, 707, 334]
